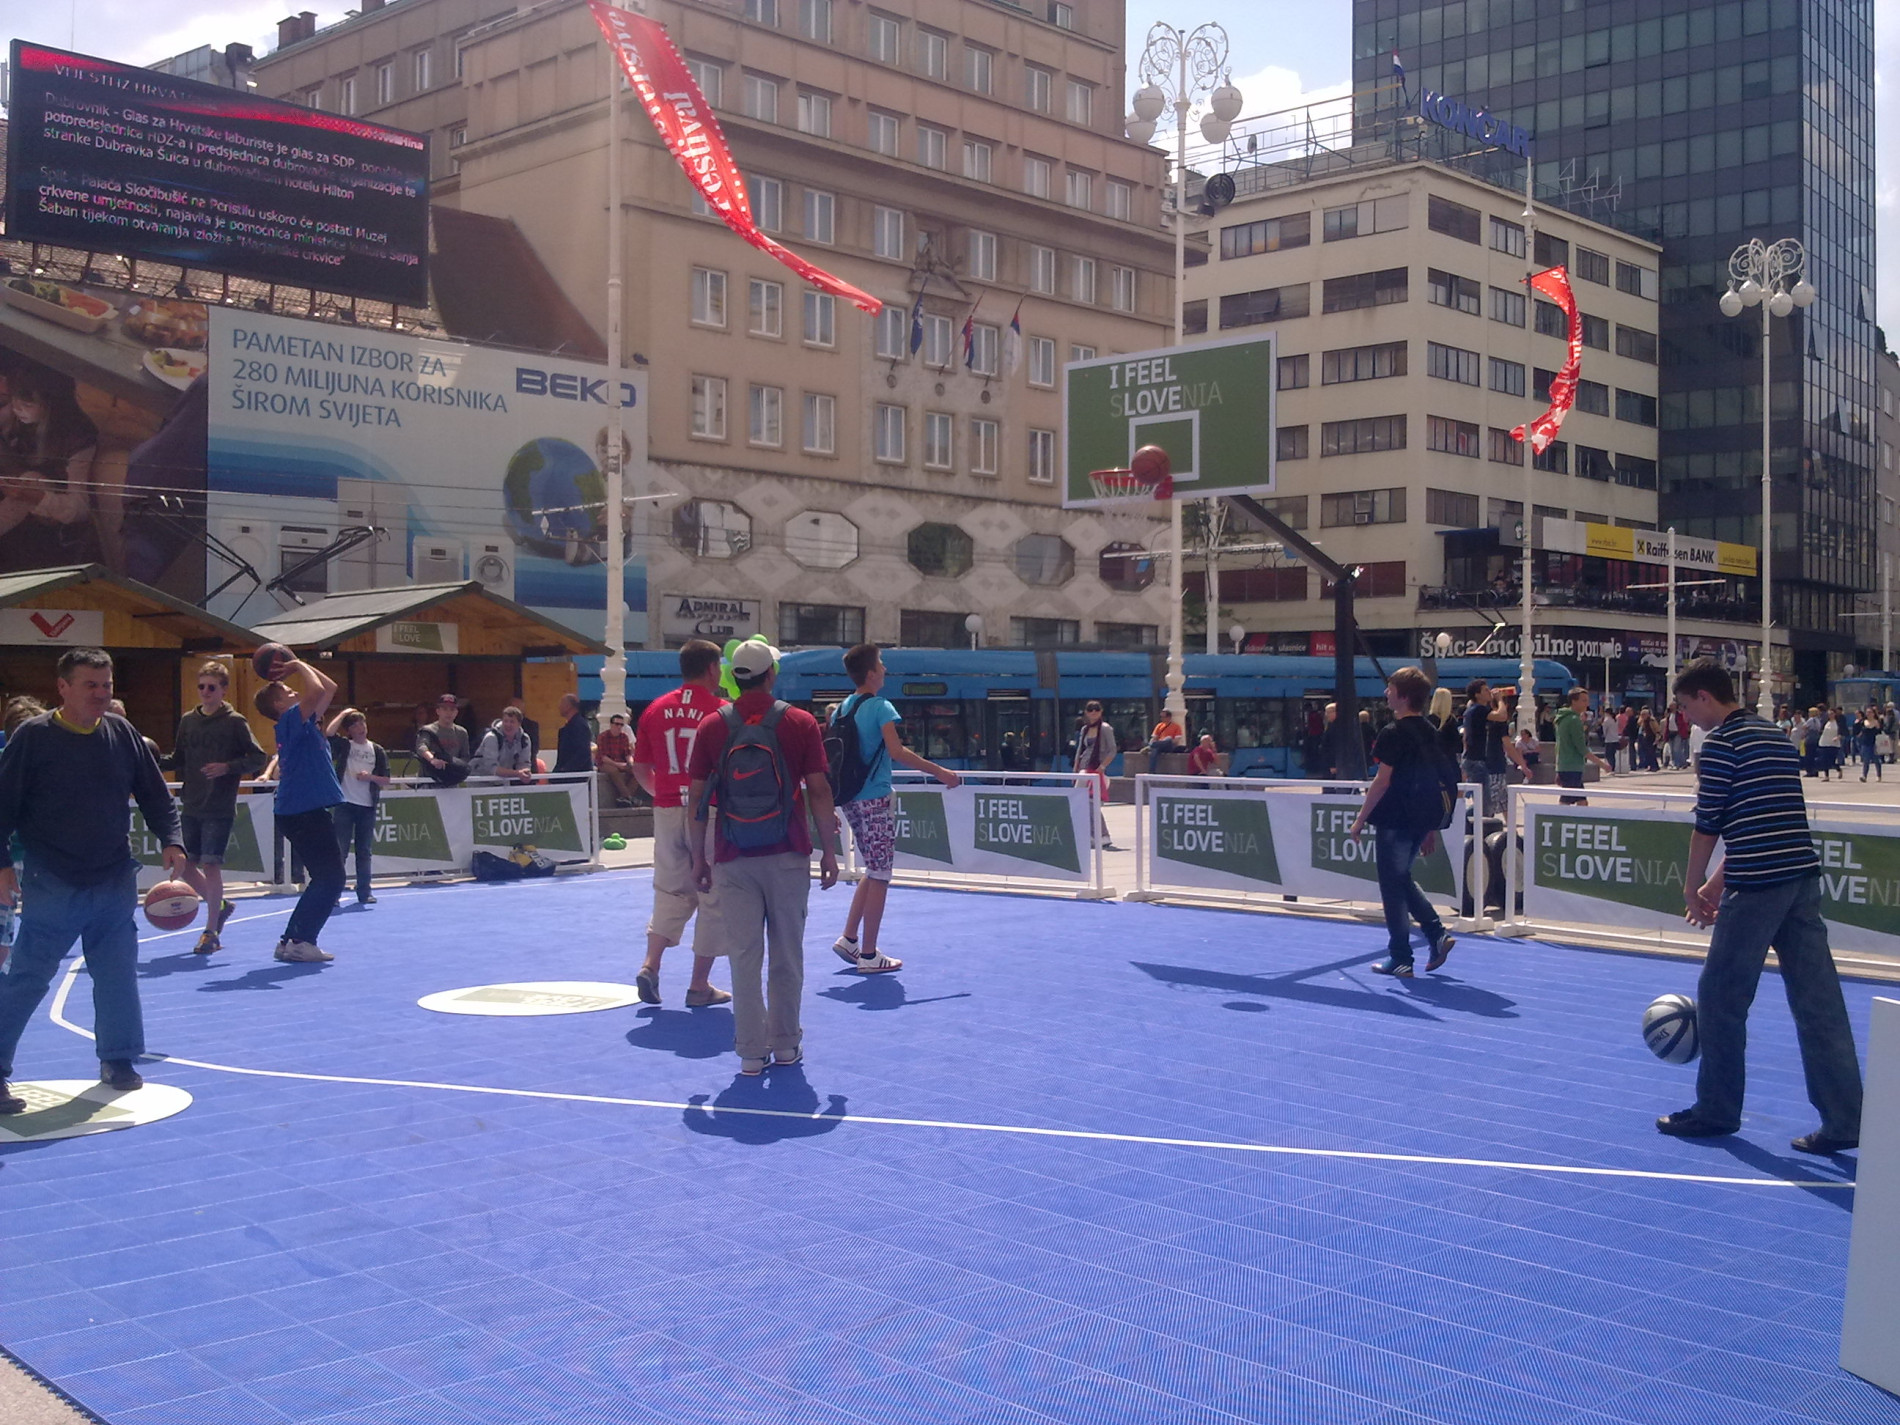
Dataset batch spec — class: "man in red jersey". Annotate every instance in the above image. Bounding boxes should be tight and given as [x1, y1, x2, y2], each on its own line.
[630, 639, 730, 1007]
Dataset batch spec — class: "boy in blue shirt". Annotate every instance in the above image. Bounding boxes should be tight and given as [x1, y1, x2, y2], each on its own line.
[254, 653, 347, 963]
[830, 644, 960, 974]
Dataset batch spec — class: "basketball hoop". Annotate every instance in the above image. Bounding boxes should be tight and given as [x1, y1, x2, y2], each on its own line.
[1086, 466, 1174, 502]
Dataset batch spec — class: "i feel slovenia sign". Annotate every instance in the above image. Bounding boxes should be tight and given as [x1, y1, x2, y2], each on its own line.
[1062, 333, 1276, 508]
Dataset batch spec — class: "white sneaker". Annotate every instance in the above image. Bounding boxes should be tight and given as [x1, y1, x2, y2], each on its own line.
[855, 949, 903, 975]
[274, 940, 333, 963]
[831, 935, 861, 965]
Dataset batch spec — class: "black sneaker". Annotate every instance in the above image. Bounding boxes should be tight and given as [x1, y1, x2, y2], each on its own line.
[1426, 934, 1455, 972]
[635, 966, 661, 1005]
[1656, 1108, 1736, 1138]
[99, 1060, 143, 1092]
[1790, 1130, 1858, 1155]
[0, 1081, 26, 1115]
[215, 898, 236, 934]
[1370, 957, 1414, 978]
[357, 894, 377, 906]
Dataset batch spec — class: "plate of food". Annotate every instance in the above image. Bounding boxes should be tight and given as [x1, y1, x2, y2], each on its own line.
[121, 297, 208, 350]
[142, 348, 207, 391]
[2, 278, 114, 334]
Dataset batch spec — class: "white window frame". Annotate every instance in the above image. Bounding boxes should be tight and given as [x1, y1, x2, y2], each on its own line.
[966, 46, 993, 93]
[1106, 179, 1132, 221]
[1028, 428, 1056, 484]
[1028, 336, 1056, 388]
[1029, 245, 1056, 294]
[1065, 170, 1093, 211]
[802, 393, 836, 454]
[742, 74, 779, 123]
[414, 48, 432, 92]
[972, 417, 999, 475]
[690, 267, 727, 328]
[968, 230, 997, 282]
[796, 90, 832, 137]
[1025, 66, 1051, 112]
[1073, 256, 1097, 304]
[875, 404, 907, 464]
[868, 12, 901, 64]
[305, 88, 323, 109]
[745, 0, 778, 22]
[867, 110, 899, 156]
[917, 125, 947, 169]
[923, 313, 953, 368]
[876, 305, 908, 361]
[873, 206, 906, 260]
[803, 290, 836, 347]
[962, 139, 993, 183]
[1023, 156, 1051, 199]
[1110, 265, 1135, 312]
[746, 175, 784, 232]
[918, 29, 947, 80]
[686, 58, 723, 106]
[798, 0, 831, 44]
[1065, 80, 1093, 126]
[924, 412, 954, 470]
[748, 278, 783, 337]
[749, 384, 784, 447]
[376, 63, 394, 105]
[971, 324, 999, 376]
[339, 76, 357, 115]
[1071, 344, 1097, 362]
[803, 189, 835, 243]
[691, 375, 728, 440]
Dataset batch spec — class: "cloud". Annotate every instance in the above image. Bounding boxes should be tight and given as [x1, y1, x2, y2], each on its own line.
[1225, 64, 1352, 118]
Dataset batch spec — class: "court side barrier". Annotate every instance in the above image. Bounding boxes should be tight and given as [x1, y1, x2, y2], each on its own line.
[839, 770, 1110, 900]
[1501, 784, 1900, 972]
[131, 774, 602, 890]
[1127, 775, 1488, 930]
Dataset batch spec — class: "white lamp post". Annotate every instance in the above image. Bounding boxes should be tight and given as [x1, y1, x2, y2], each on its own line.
[1128, 21, 1236, 725]
[1719, 237, 1815, 719]
[964, 612, 984, 651]
[595, 0, 639, 724]
[1228, 621, 1246, 655]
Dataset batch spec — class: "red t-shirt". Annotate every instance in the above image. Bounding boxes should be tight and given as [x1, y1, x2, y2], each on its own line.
[686, 689, 828, 861]
[1188, 745, 1219, 775]
[633, 684, 726, 808]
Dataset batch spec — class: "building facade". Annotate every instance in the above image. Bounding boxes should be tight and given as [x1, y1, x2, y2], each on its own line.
[1350, 0, 1879, 701]
[1866, 342, 1900, 671]
[254, 0, 1177, 651]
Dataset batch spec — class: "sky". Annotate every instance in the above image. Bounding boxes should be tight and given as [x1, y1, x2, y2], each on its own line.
[0, 1, 1893, 335]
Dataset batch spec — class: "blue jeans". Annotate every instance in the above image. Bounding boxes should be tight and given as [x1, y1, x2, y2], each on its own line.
[333, 802, 376, 901]
[0, 861, 142, 1077]
[1374, 825, 1446, 964]
[1694, 873, 1862, 1137]
[279, 809, 345, 946]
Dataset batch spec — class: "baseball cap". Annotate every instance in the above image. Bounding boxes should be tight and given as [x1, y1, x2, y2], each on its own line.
[729, 641, 781, 679]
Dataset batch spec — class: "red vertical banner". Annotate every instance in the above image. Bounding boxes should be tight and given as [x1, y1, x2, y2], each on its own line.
[587, 1, 881, 314]
[1512, 265, 1581, 454]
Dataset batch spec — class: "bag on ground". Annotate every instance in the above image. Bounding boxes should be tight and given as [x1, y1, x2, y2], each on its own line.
[471, 849, 526, 881]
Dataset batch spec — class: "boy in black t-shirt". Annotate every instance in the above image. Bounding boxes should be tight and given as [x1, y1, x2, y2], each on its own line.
[1351, 666, 1455, 978]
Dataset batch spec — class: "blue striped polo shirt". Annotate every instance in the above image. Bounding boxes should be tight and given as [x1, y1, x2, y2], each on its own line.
[1694, 709, 1819, 887]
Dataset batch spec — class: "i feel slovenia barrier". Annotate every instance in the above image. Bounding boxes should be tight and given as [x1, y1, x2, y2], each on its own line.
[131, 774, 602, 889]
[1127, 775, 1486, 927]
[1502, 785, 1900, 970]
[840, 770, 1110, 899]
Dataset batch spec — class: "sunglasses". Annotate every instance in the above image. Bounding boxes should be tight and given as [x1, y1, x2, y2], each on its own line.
[197, 683, 224, 692]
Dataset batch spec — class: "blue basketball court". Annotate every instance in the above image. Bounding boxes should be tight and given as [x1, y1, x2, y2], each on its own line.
[0, 868, 1894, 1425]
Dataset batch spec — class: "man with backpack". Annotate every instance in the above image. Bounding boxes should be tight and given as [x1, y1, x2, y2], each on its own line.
[1349, 666, 1456, 978]
[688, 641, 839, 1076]
[827, 643, 961, 976]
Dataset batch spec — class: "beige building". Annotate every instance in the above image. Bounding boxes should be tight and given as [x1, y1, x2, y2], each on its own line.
[254, 0, 1177, 650]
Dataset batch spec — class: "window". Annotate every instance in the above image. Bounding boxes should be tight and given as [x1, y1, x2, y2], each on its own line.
[1023, 157, 1051, 198]
[690, 376, 727, 439]
[798, 0, 830, 42]
[962, 139, 993, 182]
[1575, 445, 1615, 481]
[1106, 180, 1132, 222]
[802, 393, 835, 453]
[686, 58, 723, 106]
[1012, 616, 1080, 645]
[874, 404, 906, 463]
[376, 63, 394, 105]
[1320, 417, 1406, 457]
[867, 111, 899, 155]
[1256, 494, 1308, 529]
[868, 13, 900, 64]
[746, 175, 783, 231]
[1028, 429, 1056, 483]
[1326, 267, 1410, 313]
[1615, 454, 1658, 490]
[690, 268, 726, 327]
[448, 125, 465, 170]
[1576, 248, 1610, 285]
[1065, 170, 1093, 210]
[1616, 389, 1658, 426]
[966, 45, 993, 93]
[1425, 269, 1480, 314]
[1322, 341, 1406, 383]
[414, 48, 432, 91]
[1534, 233, 1568, 267]
[1489, 357, 1525, 396]
[1014, 534, 1074, 585]
[875, 305, 907, 360]
[1489, 217, 1526, 256]
[902, 609, 973, 646]
[1488, 428, 1524, 465]
[1535, 300, 1568, 338]
[923, 314, 952, 367]
[1581, 314, 1609, 351]
[1576, 380, 1610, 416]
[742, 74, 779, 122]
[1427, 195, 1482, 243]
[1221, 284, 1310, 327]
[1490, 286, 1526, 326]
[305, 88, 323, 109]
[1277, 354, 1309, 390]
[1110, 266, 1135, 312]
[672, 499, 752, 558]
[1052, 2, 1075, 28]
[1320, 487, 1406, 524]
[1427, 488, 1480, 527]
[1097, 622, 1159, 647]
[1616, 325, 1658, 363]
[1427, 342, 1480, 385]
[1532, 440, 1569, 474]
[744, 0, 778, 21]
[1028, 336, 1056, 387]
[1072, 256, 1097, 305]
[972, 418, 999, 475]
[908, 522, 972, 576]
[1321, 197, 1407, 241]
[340, 75, 357, 115]
[780, 604, 865, 647]
[803, 291, 836, 347]
[803, 189, 834, 243]
[1070, 344, 1095, 363]
[1183, 300, 1208, 336]
[968, 231, 996, 282]
[917, 125, 947, 169]
[796, 90, 832, 137]
[917, 29, 947, 80]
[873, 206, 905, 259]
[922, 413, 954, 470]
[1330, 561, 1406, 599]
[1427, 416, 1481, 457]
[1276, 426, 1309, 460]
[1029, 245, 1056, 294]
[1616, 262, 1658, 299]
[969, 324, 1000, 375]
[1025, 66, 1051, 112]
[749, 385, 783, 446]
[1221, 213, 1310, 259]
[1066, 80, 1093, 126]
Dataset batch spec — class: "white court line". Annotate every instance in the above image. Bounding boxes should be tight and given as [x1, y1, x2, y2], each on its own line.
[45, 960, 1851, 1192]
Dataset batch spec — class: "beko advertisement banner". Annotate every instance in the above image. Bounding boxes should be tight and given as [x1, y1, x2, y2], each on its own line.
[205, 308, 647, 640]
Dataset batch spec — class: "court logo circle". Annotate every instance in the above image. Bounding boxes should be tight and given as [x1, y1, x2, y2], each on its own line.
[418, 982, 645, 1016]
[0, 1080, 192, 1142]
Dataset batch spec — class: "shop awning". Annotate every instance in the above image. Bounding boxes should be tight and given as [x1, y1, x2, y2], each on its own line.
[0, 564, 258, 649]
[249, 582, 607, 658]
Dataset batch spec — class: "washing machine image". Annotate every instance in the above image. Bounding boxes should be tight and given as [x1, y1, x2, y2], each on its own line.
[470, 540, 515, 600]
[334, 477, 406, 592]
[413, 537, 466, 584]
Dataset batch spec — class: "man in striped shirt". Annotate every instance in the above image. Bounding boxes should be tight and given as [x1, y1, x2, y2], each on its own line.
[1662, 660, 1861, 1153]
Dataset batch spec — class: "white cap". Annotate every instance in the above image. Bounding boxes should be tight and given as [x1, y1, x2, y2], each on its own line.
[729, 641, 781, 679]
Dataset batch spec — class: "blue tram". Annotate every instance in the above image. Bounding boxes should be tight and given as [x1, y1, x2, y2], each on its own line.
[583, 649, 1576, 779]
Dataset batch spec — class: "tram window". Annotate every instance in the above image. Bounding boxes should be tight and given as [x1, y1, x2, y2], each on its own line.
[1219, 697, 1289, 749]
[893, 701, 968, 761]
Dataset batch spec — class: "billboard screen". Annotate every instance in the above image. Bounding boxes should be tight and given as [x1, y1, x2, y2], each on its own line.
[4, 41, 430, 306]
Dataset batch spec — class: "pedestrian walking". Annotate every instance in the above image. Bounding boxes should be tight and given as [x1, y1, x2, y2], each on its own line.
[1554, 687, 1613, 806]
[0, 649, 188, 1112]
[1816, 707, 1841, 781]
[167, 659, 268, 955]
[326, 708, 389, 908]
[1074, 701, 1118, 849]
[1858, 708, 1883, 782]
[254, 655, 347, 963]
[1664, 659, 1862, 1154]
[1600, 703, 1624, 774]
[1351, 667, 1455, 979]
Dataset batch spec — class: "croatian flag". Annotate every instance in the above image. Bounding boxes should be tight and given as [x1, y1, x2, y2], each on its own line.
[1392, 50, 1406, 96]
[961, 307, 977, 368]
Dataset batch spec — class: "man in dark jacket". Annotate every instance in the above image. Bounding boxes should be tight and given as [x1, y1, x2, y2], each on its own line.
[168, 659, 268, 955]
[0, 649, 188, 1111]
[554, 693, 593, 775]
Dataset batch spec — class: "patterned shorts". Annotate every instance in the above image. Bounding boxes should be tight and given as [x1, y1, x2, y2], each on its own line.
[842, 795, 896, 881]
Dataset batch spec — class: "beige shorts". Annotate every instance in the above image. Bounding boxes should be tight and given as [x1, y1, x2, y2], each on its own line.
[649, 805, 718, 953]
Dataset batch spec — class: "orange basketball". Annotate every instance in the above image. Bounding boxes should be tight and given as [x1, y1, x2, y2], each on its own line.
[143, 880, 202, 932]
[1130, 444, 1172, 482]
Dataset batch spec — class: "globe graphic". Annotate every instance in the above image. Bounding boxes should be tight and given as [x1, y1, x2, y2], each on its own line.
[502, 437, 605, 562]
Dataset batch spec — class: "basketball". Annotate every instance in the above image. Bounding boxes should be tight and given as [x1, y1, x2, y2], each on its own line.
[1131, 444, 1171, 482]
[252, 642, 293, 680]
[1642, 992, 1699, 1064]
[143, 880, 202, 932]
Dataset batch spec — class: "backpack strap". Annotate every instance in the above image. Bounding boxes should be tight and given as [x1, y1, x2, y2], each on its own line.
[695, 705, 747, 821]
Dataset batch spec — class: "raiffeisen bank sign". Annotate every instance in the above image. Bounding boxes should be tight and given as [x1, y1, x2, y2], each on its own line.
[1418, 89, 1533, 158]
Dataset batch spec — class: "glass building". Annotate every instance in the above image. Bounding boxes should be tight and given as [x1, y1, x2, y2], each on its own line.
[1351, 0, 1878, 696]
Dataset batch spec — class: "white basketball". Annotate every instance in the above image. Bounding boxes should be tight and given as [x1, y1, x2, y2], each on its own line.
[1642, 993, 1699, 1064]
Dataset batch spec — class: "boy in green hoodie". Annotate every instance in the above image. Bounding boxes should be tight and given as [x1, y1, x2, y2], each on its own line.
[1554, 687, 1613, 806]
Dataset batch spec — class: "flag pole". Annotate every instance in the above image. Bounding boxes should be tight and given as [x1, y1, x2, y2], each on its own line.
[1518, 152, 1536, 736]
[598, 0, 631, 723]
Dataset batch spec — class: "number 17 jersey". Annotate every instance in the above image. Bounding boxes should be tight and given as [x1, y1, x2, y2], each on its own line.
[633, 683, 727, 807]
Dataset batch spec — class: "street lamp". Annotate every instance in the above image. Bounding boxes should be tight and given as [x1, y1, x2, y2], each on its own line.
[1720, 237, 1815, 720]
[1128, 21, 1237, 725]
[1228, 621, 1246, 655]
[964, 612, 984, 651]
